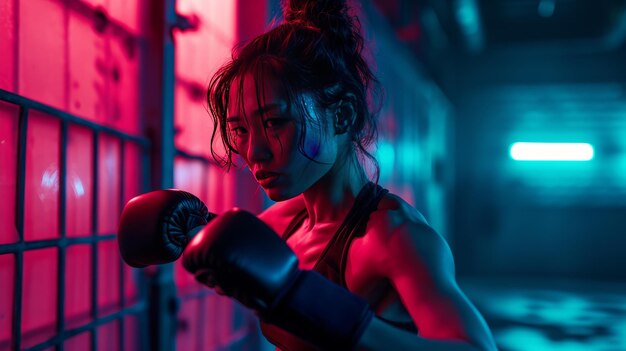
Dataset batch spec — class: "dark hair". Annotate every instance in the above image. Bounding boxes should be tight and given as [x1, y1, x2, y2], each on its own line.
[206, 0, 382, 180]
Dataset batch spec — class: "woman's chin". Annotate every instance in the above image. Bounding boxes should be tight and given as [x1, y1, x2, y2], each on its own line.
[264, 186, 298, 202]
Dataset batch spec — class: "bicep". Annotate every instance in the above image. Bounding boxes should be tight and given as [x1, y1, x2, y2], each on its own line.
[383, 223, 494, 346]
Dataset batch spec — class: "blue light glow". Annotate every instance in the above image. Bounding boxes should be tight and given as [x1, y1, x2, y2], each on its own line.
[538, 0, 556, 18]
[510, 142, 594, 161]
[376, 141, 395, 181]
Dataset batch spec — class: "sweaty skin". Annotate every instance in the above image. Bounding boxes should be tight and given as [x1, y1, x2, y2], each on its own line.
[229, 73, 497, 351]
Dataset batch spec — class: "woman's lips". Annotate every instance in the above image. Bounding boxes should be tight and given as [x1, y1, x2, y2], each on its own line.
[255, 170, 281, 186]
[257, 174, 280, 187]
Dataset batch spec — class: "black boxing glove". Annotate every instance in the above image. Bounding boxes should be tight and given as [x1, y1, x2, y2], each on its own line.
[117, 189, 216, 268]
[182, 208, 373, 350]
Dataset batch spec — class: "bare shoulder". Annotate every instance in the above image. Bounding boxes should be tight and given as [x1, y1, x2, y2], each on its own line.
[366, 192, 452, 269]
[361, 192, 496, 349]
[258, 194, 306, 235]
[369, 192, 430, 236]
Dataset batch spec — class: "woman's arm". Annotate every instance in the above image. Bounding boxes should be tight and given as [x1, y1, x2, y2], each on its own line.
[359, 316, 491, 351]
[357, 221, 497, 351]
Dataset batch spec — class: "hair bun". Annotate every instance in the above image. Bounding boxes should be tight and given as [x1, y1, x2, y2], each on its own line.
[283, 0, 355, 39]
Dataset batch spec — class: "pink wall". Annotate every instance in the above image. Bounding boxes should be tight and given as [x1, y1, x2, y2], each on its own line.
[0, 0, 268, 350]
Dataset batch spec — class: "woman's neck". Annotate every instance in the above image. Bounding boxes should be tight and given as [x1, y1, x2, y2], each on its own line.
[301, 154, 368, 230]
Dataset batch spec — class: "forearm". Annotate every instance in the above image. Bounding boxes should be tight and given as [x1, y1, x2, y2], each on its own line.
[357, 317, 497, 351]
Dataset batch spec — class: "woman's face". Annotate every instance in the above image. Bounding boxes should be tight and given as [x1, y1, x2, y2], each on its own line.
[227, 73, 339, 201]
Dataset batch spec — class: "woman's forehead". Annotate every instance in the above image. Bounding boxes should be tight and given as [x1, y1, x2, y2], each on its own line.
[227, 73, 286, 115]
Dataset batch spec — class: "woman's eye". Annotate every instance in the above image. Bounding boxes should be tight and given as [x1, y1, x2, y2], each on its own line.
[230, 127, 247, 136]
[264, 118, 288, 129]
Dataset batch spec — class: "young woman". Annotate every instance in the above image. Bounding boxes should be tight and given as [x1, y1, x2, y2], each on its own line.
[202, 0, 497, 350]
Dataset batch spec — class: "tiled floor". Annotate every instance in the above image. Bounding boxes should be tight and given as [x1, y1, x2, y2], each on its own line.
[460, 278, 626, 351]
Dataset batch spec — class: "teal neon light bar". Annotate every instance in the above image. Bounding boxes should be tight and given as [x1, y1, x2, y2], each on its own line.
[510, 142, 594, 161]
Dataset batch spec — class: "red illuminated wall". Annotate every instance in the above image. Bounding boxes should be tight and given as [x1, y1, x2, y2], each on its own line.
[1, 0, 269, 350]
[1, 0, 147, 349]
[0, 0, 143, 134]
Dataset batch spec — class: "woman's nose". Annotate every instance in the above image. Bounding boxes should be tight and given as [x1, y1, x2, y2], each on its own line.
[246, 132, 273, 164]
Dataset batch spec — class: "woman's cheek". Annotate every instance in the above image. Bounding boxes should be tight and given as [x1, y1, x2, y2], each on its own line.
[235, 139, 248, 162]
[304, 137, 322, 159]
[301, 122, 327, 159]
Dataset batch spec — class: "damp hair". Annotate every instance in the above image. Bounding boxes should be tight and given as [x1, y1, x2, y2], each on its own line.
[206, 0, 383, 181]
